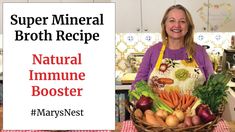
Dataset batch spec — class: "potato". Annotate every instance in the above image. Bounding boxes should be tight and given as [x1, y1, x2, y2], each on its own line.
[134, 109, 143, 119]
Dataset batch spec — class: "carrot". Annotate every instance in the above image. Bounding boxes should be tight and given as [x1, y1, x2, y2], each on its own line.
[157, 78, 174, 84]
[161, 91, 168, 100]
[182, 96, 195, 110]
[173, 91, 179, 107]
[175, 90, 180, 99]
[159, 91, 164, 99]
[159, 98, 175, 109]
[177, 96, 183, 110]
[169, 92, 176, 107]
[169, 92, 174, 102]
[189, 97, 197, 108]
[181, 95, 186, 106]
[165, 91, 173, 103]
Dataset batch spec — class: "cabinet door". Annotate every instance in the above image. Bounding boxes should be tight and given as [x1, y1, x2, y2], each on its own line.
[208, 0, 235, 32]
[1, 0, 28, 34]
[176, 0, 208, 32]
[3, 0, 27, 2]
[61, 0, 110, 3]
[61, 0, 93, 2]
[142, 0, 175, 33]
[28, 0, 60, 2]
[0, 0, 2, 34]
[94, 0, 111, 2]
[114, 0, 141, 33]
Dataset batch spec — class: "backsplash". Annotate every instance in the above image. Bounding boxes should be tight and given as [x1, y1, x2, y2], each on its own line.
[115, 32, 235, 79]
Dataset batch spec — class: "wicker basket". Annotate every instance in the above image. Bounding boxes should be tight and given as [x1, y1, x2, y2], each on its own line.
[125, 100, 224, 132]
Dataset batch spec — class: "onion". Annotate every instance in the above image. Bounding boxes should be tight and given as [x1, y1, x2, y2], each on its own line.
[192, 115, 201, 125]
[173, 110, 184, 122]
[136, 95, 153, 112]
[165, 115, 179, 127]
[155, 109, 168, 120]
[195, 104, 215, 123]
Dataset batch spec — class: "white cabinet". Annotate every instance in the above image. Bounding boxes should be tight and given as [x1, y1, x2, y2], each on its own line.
[28, 0, 61, 2]
[3, 0, 27, 2]
[0, 0, 2, 34]
[115, 0, 174, 33]
[61, 0, 93, 2]
[141, 0, 174, 33]
[61, 0, 110, 2]
[176, 0, 235, 32]
[0, 0, 28, 34]
[29, 0, 106, 2]
[115, 0, 141, 33]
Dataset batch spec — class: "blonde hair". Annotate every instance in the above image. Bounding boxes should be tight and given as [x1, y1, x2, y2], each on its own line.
[161, 4, 195, 56]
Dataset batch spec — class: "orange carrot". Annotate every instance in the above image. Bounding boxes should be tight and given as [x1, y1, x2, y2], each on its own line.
[159, 91, 164, 99]
[165, 91, 173, 103]
[161, 91, 168, 100]
[173, 91, 179, 107]
[182, 96, 195, 110]
[177, 96, 183, 110]
[169, 92, 176, 107]
[189, 97, 197, 108]
[181, 95, 186, 106]
[159, 98, 175, 109]
[175, 90, 180, 99]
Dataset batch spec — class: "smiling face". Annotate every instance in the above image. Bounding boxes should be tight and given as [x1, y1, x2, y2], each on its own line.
[165, 8, 188, 41]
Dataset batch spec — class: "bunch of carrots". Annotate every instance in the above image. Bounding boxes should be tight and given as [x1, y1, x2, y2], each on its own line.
[158, 90, 197, 111]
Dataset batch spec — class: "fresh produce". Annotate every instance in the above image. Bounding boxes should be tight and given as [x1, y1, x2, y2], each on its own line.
[196, 104, 215, 123]
[193, 72, 232, 113]
[129, 80, 174, 113]
[158, 90, 197, 111]
[184, 116, 192, 127]
[145, 109, 167, 126]
[136, 95, 153, 112]
[155, 109, 168, 120]
[145, 110, 160, 126]
[177, 123, 187, 128]
[173, 110, 184, 122]
[154, 115, 167, 127]
[165, 115, 179, 127]
[192, 115, 201, 125]
[134, 109, 143, 119]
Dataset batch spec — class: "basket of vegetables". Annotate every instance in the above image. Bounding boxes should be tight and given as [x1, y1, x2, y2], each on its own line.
[126, 72, 231, 132]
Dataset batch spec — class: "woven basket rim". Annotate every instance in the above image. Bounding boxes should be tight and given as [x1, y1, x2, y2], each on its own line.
[125, 100, 224, 132]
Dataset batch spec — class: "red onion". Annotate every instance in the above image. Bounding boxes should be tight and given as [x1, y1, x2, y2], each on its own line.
[136, 95, 153, 112]
[195, 104, 215, 123]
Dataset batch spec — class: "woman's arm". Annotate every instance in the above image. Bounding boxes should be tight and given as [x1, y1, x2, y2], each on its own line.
[130, 43, 162, 90]
[197, 45, 214, 80]
[131, 48, 152, 90]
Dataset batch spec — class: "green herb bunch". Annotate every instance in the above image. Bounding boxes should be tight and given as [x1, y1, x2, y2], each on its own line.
[193, 72, 232, 113]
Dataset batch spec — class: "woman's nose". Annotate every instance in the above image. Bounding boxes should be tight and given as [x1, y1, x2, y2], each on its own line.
[174, 21, 181, 27]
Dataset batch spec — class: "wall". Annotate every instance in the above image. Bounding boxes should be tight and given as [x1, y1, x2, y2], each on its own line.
[115, 32, 235, 80]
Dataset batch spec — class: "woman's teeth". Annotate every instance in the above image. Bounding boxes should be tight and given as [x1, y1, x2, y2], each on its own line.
[171, 29, 181, 33]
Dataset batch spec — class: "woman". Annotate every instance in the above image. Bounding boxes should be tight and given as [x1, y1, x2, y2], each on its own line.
[131, 4, 214, 94]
